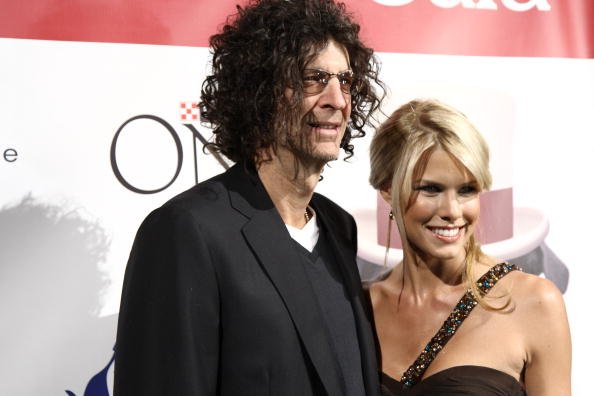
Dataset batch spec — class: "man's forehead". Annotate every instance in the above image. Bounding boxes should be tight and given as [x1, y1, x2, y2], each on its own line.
[305, 39, 351, 69]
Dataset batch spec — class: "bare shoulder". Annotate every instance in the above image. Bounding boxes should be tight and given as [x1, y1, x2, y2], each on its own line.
[506, 270, 566, 314]
[499, 270, 572, 394]
[368, 277, 391, 306]
[368, 267, 401, 307]
[503, 269, 570, 350]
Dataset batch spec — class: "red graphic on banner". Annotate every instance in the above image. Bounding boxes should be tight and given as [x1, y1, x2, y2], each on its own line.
[0, 0, 593, 58]
[180, 102, 199, 122]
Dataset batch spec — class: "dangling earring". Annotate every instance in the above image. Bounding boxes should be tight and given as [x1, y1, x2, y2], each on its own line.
[384, 210, 395, 267]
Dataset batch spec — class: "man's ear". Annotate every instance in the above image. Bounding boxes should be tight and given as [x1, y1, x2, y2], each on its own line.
[379, 188, 392, 205]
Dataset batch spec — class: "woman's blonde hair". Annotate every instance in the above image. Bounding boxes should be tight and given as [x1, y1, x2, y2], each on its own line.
[369, 99, 494, 304]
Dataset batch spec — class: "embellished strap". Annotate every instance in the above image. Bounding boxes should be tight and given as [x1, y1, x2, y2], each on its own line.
[400, 262, 520, 388]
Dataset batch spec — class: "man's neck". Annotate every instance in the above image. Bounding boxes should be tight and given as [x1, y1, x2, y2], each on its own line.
[257, 150, 323, 228]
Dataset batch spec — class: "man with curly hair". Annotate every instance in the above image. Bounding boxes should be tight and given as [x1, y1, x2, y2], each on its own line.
[115, 1, 384, 395]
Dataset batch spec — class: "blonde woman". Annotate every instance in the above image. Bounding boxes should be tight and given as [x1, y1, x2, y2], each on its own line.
[368, 99, 571, 395]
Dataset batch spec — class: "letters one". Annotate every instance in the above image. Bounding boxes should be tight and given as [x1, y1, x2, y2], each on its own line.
[373, 0, 551, 11]
[110, 114, 228, 194]
[110, 115, 183, 194]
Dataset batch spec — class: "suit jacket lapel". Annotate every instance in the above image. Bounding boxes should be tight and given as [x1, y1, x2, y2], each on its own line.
[312, 196, 380, 396]
[224, 165, 344, 396]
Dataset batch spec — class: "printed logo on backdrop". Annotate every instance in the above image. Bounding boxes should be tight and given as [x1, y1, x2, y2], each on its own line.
[372, 0, 551, 11]
[70, 103, 224, 395]
[110, 102, 229, 194]
[66, 354, 114, 396]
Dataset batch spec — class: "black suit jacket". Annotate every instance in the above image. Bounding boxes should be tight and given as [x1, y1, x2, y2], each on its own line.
[114, 164, 380, 396]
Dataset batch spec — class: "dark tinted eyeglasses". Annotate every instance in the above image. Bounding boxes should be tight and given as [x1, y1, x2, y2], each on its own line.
[302, 69, 355, 95]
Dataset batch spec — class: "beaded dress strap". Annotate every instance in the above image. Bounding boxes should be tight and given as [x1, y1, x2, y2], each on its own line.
[400, 262, 521, 388]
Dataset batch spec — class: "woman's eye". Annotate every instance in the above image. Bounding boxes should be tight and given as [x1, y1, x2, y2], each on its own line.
[416, 184, 441, 194]
[459, 185, 479, 195]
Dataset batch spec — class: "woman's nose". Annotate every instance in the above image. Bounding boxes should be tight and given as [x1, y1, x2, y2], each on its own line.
[438, 193, 462, 221]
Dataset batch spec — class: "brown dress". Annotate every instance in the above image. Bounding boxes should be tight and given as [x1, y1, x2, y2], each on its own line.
[380, 263, 526, 396]
[380, 366, 526, 395]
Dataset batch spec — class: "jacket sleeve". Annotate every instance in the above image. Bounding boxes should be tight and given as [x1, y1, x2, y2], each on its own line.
[114, 204, 220, 395]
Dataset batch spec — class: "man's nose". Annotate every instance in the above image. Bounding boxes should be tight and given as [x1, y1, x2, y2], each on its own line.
[318, 77, 348, 110]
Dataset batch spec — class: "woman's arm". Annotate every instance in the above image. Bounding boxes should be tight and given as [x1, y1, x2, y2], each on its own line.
[523, 276, 571, 395]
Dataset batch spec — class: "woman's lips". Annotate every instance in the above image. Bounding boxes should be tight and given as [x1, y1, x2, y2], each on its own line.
[427, 226, 466, 242]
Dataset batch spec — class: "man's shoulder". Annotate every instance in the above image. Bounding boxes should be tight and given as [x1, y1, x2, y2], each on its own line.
[166, 172, 229, 210]
[147, 168, 237, 225]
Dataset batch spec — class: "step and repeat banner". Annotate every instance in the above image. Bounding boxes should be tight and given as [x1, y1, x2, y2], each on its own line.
[1, 0, 593, 394]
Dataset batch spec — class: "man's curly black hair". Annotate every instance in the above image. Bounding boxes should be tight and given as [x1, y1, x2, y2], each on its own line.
[200, 0, 384, 166]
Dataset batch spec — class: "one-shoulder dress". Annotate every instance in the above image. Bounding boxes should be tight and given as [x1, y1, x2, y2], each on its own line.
[380, 263, 526, 396]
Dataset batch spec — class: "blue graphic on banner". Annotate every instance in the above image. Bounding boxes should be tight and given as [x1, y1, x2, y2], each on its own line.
[65, 352, 115, 396]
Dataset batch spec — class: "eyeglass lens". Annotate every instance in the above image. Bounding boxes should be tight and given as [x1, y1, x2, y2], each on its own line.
[303, 69, 354, 94]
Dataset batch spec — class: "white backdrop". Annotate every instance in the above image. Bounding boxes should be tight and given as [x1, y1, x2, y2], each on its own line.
[1, 1, 593, 394]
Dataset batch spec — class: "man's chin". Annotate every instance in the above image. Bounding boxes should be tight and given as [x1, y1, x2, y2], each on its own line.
[308, 148, 340, 163]
[318, 154, 339, 163]
[284, 142, 341, 167]
[312, 143, 342, 161]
